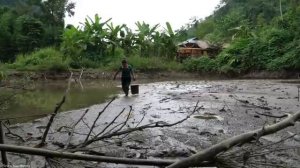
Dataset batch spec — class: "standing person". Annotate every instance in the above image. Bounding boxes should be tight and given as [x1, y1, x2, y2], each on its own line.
[113, 59, 136, 96]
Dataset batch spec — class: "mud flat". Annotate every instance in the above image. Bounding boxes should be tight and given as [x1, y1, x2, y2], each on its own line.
[3, 79, 300, 167]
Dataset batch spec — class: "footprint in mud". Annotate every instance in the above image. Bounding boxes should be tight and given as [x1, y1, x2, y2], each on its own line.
[193, 114, 224, 121]
[159, 97, 171, 103]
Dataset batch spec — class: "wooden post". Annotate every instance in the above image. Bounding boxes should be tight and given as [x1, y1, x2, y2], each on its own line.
[298, 85, 300, 102]
[0, 121, 8, 167]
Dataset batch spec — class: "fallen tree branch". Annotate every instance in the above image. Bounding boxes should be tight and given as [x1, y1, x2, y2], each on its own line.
[81, 118, 96, 136]
[135, 109, 147, 128]
[94, 108, 126, 137]
[167, 111, 300, 168]
[84, 97, 116, 143]
[0, 144, 219, 167]
[3, 122, 25, 142]
[103, 106, 133, 136]
[36, 72, 73, 147]
[0, 121, 8, 167]
[65, 109, 89, 149]
[81, 102, 201, 147]
[255, 111, 288, 119]
[36, 95, 66, 147]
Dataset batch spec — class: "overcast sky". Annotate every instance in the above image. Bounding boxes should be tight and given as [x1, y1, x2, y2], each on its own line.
[65, 0, 221, 31]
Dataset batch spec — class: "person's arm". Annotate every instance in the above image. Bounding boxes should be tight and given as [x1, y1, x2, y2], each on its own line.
[130, 67, 135, 81]
[113, 68, 121, 80]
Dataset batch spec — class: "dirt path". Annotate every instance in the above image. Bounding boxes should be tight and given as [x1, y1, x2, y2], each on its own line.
[3, 79, 300, 167]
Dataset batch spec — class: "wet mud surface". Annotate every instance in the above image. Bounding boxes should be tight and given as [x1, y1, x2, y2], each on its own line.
[3, 80, 300, 167]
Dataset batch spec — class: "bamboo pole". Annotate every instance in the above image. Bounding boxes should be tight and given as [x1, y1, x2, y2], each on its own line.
[298, 85, 300, 102]
[0, 144, 171, 166]
[0, 121, 8, 167]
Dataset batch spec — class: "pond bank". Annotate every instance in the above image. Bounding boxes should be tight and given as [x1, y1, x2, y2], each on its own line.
[4, 69, 300, 81]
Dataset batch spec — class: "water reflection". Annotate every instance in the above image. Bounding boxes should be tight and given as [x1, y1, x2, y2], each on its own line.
[0, 80, 119, 123]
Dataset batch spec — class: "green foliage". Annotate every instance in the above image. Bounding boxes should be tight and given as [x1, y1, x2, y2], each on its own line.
[0, 0, 75, 63]
[11, 47, 69, 71]
[267, 40, 300, 71]
[0, 70, 7, 81]
[177, 0, 300, 74]
[183, 56, 217, 73]
[15, 15, 44, 53]
[106, 56, 183, 72]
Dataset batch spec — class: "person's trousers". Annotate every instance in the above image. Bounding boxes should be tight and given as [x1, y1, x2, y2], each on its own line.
[121, 77, 131, 95]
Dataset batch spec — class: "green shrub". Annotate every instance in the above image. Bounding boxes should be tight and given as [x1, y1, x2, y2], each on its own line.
[12, 47, 69, 72]
[105, 55, 182, 72]
[69, 58, 102, 69]
[183, 56, 217, 73]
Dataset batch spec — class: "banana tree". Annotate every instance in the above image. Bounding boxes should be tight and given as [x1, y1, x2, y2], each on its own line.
[107, 23, 125, 56]
[83, 14, 111, 61]
[61, 26, 85, 62]
[161, 22, 178, 59]
[135, 21, 159, 57]
[120, 26, 137, 57]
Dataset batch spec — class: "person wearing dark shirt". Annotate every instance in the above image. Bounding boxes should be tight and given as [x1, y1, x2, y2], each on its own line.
[113, 60, 136, 96]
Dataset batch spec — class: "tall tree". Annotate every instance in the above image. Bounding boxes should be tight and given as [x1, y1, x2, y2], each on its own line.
[41, 0, 75, 46]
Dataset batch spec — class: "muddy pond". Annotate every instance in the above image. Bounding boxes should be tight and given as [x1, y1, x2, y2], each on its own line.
[1, 79, 300, 167]
[1, 80, 121, 123]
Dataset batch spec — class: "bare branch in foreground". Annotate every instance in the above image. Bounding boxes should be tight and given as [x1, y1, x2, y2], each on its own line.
[255, 111, 289, 119]
[94, 108, 126, 137]
[0, 121, 8, 167]
[103, 106, 133, 136]
[64, 109, 89, 149]
[36, 72, 73, 148]
[35, 95, 66, 148]
[84, 97, 116, 143]
[3, 122, 25, 142]
[0, 144, 174, 166]
[81, 101, 201, 147]
[167, 111, 300, 168]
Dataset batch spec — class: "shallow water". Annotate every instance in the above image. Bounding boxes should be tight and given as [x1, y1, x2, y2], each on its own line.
[0, 80, 120, 123]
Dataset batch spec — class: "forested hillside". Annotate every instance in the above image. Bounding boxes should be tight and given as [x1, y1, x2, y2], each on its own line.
[0, 0, 16, 6]
[0, 0, 299, 75]
[182, 0, 300, 73]
[0, 0, 75, 62]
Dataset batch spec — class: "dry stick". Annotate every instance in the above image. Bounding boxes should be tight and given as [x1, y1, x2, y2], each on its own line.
[135, 110, 147, 128]
[0, 113, 49, 121]
[79, 68, 84, 80]
[2, 122, 25, 142]
[298, 85, 300, 102]
[255, 111, 288, 119]
[36, 95, 66, 148]
[82, 102, 201, 147]
[64, 109, 89, 149]
[36, 72, 73, 148]
[0, 144, 178, 167]
[78, 68, 84, 90]
[81, 118, 96, 136]
[103, 106, 133, 136]
[94, 108, 127, 138]
[84, 97, 116, 143]
[167, 111, 300, 168]
[0, 121, 8, 167]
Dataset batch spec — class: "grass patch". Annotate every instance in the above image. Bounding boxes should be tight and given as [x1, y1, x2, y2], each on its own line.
[104, 56, 183, 72]
[7, 47, 69, 72]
